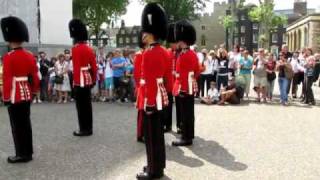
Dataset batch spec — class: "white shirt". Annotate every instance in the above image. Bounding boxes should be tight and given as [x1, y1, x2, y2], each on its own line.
[290, 58, 304, 73]
[208, 88, 220, 100]
[197, 52, 204, 63]
[201, 58, 215, 75]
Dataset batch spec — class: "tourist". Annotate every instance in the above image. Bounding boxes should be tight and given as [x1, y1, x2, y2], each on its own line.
[216, 48, 229, 91]
[276, 52, 293, 106]
[97, 52, 106, 101]
[238, 50, 253, 99]
[265, 53, 277, 101]
[33, 56, 42, 103]
[54, 53, 71, 104]
[209, 50, 219, 83]
[253, 48, 268, 103]
[48, 57, 57, 102]
[104, 52, 114, 102]
[218, 78, 244, 105]
[303, 55, 316, 105]
[228, 45, 241, 77]
[199, 49, 214, 97]
[38, 52, 50, 101]
[64, 49, 74, 101]
[111, 49, 126, 102]
[201, 81, 220, 105]
[289, 51, 305, 98]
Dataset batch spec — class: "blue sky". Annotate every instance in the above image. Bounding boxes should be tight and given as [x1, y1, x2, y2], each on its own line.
[121, 0, 320, 26]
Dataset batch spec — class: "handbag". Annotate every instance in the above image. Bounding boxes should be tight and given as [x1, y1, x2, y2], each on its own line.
[267, 72, 276, 82]
[54, 75, 64, 84]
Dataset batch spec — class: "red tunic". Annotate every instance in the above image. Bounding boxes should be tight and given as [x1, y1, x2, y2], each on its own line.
[164, 49, 174, 93]
[133, 50, 144, 89]
[137, 44, 170, 109]
[173, 49, 200, 96]
[2, 48, 40, 104]
[72, 42, 97, 87]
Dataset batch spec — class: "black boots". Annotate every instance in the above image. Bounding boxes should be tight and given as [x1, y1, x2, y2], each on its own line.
[7, 156, 32, 163]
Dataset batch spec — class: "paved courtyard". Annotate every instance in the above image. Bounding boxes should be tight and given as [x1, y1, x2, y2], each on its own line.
[1, 86, 320, 180]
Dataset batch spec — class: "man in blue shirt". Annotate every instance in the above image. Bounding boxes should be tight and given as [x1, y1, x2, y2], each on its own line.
[111, 49, 126, 102]
[239, 50, 253, 98]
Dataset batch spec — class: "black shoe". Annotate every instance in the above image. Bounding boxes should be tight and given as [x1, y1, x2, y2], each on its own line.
[176, 129, 182, 134]
[152, 170, 164, 179]
[172, 139, 193, 146]
[7, 156, 32, 163]
[137, 137, 144, 143]
[73, 130, 92, 137]
[136, 172, 152, 180]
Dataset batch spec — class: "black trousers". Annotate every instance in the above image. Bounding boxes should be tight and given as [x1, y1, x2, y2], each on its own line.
[163, 93, 173, 130]
[179, 93, 195, 141]
[8, 102, 33, 157]
[144, 110, 166, 175]
[137, 110, 144, 139]
[175, 96, 182, 131]
[305, 76, 315, 103]
[40, 77, 48, 101]
[74, 86, 93, 132]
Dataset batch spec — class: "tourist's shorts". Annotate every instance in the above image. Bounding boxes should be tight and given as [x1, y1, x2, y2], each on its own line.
[254, 76, 268, 88]
[104, 77, 114, 89]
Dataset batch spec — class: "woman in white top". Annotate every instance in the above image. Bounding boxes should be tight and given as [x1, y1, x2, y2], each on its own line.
[199, 49, 215, 97]
[55, 53, 71, 103]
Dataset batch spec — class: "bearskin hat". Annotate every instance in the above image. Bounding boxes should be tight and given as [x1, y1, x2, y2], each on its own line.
[1, 16, 29, 42]
[167, 23, 176, 43]
[175, 20, 196, 46]
[69, 19, 88, 41]
[141, 3, 168, 40]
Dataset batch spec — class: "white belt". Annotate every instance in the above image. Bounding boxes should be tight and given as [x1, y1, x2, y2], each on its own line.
[175, 73, 180, 78]
[11, 76, 28, 103]
[80, 66, 90, 87]
[156, 78, 164, 110]
[188, 72, 194, 95]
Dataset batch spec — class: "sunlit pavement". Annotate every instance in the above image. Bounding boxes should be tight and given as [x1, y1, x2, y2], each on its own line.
[1, 85, 320, 180]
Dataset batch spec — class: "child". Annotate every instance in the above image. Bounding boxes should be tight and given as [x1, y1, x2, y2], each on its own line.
[201, 81, 220, 105]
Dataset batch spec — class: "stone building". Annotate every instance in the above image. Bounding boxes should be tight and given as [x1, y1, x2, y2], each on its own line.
[226, 0, 314, 53]
[116, 20, 141, 49]
[286, 14, 320, 52]
[191, 1, 229, 50]
[0, 0, 73, 57]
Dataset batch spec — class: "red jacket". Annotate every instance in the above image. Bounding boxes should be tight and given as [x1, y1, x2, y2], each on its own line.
[141, 44, 170, 108]
[72, 42, 97, 87]
[174, 49, 200, 95]
[2, 48, 40, 104]
[133, 50, 144, 89]
[164, 49, 174, 93]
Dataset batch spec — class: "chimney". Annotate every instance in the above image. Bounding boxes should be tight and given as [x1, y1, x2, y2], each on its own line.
[294, 0, 307, 16]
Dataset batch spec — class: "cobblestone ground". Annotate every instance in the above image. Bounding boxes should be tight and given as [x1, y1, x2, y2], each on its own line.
[1, 85, 320, 180]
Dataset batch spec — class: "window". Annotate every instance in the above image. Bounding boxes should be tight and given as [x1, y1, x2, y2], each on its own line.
[272, 33, 278, 43]
[253, 33, 258, 43]
[121, 29, 126, 35]
[234, 38, 239, 45]
[234, 27, 238, 35]
[133, 37, 138, 43]
[119, 37, 123, 44]
[241, 26, 245, 33]
[283, 34, 287, 44]
[126, 37, 130, 43]
[201, 25, 206, 30]
[253, 23, 259, 30]
[240, 37, 245, 45]
[201, 35, 206, 46]
[241, 15, 246, 20]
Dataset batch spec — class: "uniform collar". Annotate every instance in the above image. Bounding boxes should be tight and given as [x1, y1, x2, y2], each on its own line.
[12, 47, 23, 51]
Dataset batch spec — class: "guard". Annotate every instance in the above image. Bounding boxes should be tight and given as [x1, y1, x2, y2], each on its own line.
[172, 20, 200, 146]
[134, 31, 146, 143]
[69, 19, 97, 136]
[136, 3, 170, 179]
[1, 16, 40, 163]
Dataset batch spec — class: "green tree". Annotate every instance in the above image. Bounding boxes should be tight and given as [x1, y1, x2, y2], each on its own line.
[73, 0, 129, 41]
[248, 0, 287, 49]
[141, 0, 208, 21]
